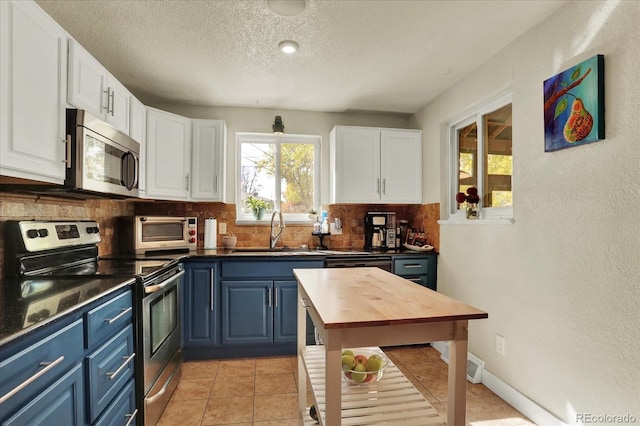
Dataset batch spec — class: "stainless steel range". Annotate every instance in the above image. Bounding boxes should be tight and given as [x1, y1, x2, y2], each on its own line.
[4, 220, 184, 426]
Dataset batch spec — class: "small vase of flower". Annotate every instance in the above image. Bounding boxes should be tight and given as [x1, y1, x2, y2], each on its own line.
[246, 196, 268, 220]
[456, 188, 480, 220]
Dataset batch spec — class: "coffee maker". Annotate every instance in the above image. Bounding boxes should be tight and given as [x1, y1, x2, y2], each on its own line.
[364, 211, 396, 251]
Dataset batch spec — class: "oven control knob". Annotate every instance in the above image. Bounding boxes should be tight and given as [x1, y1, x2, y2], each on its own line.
[26, 229, 39, 238]
[86, 227, 93, 234]
[189, 237, 196, 243]
[37, 229, 49, 238]
[93, 226, 100, 234]
[189, 230, 196, 236]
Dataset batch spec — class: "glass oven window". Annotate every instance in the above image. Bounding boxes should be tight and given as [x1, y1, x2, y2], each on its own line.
[141, 223, 184, 242]
[150, 286, 177, 355]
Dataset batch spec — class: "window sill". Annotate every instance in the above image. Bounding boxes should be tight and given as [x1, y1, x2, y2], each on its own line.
[438, 217, 515, 225]
[235, 219, 315, 226]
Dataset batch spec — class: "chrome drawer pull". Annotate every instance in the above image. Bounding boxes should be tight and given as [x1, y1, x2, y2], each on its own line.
[105, 307, 132, 324]
[125, 409, 138, 426]
[0, 356, 64, 405]
[145, 363, 180, 404]
[403, 264, 422, 268]
[107, 353, 135, 380]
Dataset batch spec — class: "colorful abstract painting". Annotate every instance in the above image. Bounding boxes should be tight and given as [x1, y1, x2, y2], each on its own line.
[543, 54, 604, 152]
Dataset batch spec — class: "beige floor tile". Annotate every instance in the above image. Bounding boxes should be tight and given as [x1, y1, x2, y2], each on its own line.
[216, 358, 256, 377]
[253, 393, 298, 422]
[255, 356, 293, 375]
[421, 377, 476, 402]
[172, 378, 214, 400]
[211, 375, 255, 398]
[157, 398, 207, 426]
[202, 396, 254, 425]
[383, 345, 429, 365]
[403, 359, 449, 381]
[468, 382, 498, 398]
[182, 360, 221, 380]
[253, 420, 300, 426]
[255, 373, 297, 395]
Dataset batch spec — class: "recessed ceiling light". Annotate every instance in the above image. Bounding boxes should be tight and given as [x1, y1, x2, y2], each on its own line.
[279, 40, 299, 54]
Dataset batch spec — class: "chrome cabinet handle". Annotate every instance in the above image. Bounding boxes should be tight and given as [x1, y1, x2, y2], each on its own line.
[214, 269, 215, 311]
[267, 287, 272, 308]
[105, 307, 132, 324]
[185, 173, 190, 190]
[407, 277, 422, 283]
[109, 89, 115, 116]
[403, 264, 422, 269]
[377, 177, 380, 194]
[107, 353, 135, 380]
[274, 287, 278, 308]
[103, 88, 111, 112]
[63, 135, 71, 167]
[0, 356, 65, 404]
[383, 178, 386, 194]
[124, 409, 138, 426]
[214, 174, 218, 193]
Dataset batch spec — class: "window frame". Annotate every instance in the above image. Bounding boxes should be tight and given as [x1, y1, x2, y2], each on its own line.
[235, 132, 321, 224]
[445, 92, 514, 224]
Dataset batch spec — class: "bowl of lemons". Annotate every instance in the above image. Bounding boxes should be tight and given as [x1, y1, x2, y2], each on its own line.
[341, 348, 389, 384]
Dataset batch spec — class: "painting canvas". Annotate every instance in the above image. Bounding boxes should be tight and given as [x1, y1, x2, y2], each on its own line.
[543, 54, 604, 152]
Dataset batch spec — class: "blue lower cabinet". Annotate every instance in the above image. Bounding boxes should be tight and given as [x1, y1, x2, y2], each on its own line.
[183, 263, 218, 346]
[273, 280, 298, 343]
[3, 362, 85, 426]
[93, 379, 136, 426]
[221, 280, 273, 345]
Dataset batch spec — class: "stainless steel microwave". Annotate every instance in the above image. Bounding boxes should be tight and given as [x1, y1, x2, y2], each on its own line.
[118, 216, 198, 254]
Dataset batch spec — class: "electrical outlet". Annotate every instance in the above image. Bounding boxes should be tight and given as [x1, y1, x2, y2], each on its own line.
[330, 222, 342, 235]
[219, 222, 227, 235]
[495, 334, 506, 355]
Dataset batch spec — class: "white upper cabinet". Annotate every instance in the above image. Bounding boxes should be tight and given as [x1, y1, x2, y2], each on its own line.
[68, 39, 130, 134]
[330, 125, 422, 204]
[0, 0, 67, 184]
[144, 108, 192, 200]
[191, 119, 227, 202]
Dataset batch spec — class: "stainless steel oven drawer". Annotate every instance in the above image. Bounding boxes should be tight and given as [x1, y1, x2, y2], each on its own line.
[85, 290, 133, 348]
[86, 325, 135, 422]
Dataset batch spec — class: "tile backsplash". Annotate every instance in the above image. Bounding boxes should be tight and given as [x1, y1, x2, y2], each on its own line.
[1, 191, 439, 275]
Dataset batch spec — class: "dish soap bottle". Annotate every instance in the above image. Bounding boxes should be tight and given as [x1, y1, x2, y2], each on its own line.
[321, 211, 329, 234]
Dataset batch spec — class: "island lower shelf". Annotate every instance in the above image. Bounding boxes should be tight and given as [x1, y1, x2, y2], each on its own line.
[300, 345, 444, 425]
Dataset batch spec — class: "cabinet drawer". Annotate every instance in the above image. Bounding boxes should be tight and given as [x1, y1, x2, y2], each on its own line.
[94, 379, 136, 426]
[221, 260, 323, 278]
[85, 290, 133, 348]
[394, 258, 430, 276]
[86, 325, 135, 422]
[0, 320, 83, 418]
[2, 362, 85, 426]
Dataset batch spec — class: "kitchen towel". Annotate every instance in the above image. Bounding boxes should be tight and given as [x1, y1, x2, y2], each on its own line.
[204, 217, 217, 249]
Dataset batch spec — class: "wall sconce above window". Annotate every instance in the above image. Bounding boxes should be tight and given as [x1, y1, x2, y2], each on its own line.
[273, 115, 285, 134]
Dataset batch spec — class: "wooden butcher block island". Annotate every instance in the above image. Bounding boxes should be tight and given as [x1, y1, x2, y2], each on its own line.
[294, 267, 488, 426]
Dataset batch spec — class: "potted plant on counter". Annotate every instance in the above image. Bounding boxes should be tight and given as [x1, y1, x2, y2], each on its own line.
[246, 196, 268, 220]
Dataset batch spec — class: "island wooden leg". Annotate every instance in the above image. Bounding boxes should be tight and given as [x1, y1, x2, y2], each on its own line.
[324, 330, 343, 425]
[297, 289, 307, 421]
[448, 320, 469, 426]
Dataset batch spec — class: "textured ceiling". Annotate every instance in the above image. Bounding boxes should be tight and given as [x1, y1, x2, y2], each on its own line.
[37, 0, 567, 114]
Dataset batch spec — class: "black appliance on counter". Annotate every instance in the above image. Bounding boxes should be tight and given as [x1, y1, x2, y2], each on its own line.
[364, 211, 397, 251]
[3, 220, 183, 426]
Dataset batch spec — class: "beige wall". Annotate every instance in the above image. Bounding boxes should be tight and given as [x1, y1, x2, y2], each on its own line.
[414, 0, 639, 421]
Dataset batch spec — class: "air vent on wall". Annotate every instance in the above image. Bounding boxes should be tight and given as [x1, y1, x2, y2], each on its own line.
[435, 342, 484, 384]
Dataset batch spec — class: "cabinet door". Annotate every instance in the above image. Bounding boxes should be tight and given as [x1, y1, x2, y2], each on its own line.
[273, 280, 297, 343]
[331, 126, 381, 203]
[68, 39, 107, 119]
[380, 129, 422, 203]
[183, 264, 218, 346]
[0, 0, 66, 183]
[221, 281, 273, 345]
[144, 108, 191, 200]
[191, 119, 226, 201]
[105, 74, 131, 134]
[2, 363, 84, 426]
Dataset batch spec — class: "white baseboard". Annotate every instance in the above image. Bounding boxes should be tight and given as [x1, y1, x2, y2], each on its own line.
[429, 342, 566, 426]
[482, 369, 567, 426]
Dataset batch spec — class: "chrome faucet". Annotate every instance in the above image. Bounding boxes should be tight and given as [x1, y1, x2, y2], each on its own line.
[269, 210, 286, 249]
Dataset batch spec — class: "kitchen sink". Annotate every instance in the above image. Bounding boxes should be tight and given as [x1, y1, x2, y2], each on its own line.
[227, 246, 317, 255]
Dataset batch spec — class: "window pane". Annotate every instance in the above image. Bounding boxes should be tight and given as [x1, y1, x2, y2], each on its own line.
[240, 142, 275, 214]
[280, 143, 314, 213]
[457, 123, 477, 208]
[483, 104, 512, 207]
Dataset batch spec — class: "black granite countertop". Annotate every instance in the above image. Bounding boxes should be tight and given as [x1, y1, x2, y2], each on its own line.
[0, 275, 135, 347]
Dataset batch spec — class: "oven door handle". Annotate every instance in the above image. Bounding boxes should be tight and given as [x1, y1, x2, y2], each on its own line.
[145, 361, 181, 405]
[144, 270, 185, 294]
